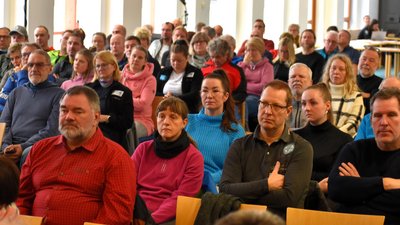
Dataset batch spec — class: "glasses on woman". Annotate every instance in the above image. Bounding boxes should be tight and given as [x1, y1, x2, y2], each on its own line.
[95, 63, 110, 70]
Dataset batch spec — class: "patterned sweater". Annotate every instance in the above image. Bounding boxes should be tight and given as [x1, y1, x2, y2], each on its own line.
[329, 82, 365, 137]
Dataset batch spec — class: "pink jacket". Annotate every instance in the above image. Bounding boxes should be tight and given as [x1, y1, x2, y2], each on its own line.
[238, 58, 274, 96]
[121, 63, 156, 135]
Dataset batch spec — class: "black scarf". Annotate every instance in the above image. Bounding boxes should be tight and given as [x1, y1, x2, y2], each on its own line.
[154, 130, 190, 159]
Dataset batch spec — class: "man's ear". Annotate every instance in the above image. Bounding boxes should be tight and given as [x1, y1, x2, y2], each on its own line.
[286, 105, 293, 116]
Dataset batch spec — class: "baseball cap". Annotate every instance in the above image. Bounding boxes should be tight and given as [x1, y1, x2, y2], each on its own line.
[9, 25, 28, 38]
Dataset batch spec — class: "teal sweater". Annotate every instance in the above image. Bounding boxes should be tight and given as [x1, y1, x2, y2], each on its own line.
[186, 108, 245, 184]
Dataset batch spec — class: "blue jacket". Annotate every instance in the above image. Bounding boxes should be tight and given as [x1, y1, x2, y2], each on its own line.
[354, 113, 374, 140]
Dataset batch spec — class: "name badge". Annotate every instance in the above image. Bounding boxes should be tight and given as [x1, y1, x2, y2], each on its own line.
[160, 74, 167, 81]
[187, 72, 195, 78]
[112, 90, 124, 97]
[283, 143, 294, 155]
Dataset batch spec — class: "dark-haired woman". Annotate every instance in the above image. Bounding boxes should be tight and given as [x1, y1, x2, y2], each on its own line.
[186, 70, 245, 185]
[156, 40, 203, 113]
[132, 97, 203, 224]
[0, 157, 24, 224]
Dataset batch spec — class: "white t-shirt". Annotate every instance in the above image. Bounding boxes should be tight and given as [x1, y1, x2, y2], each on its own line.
[163, 71, 184, 96]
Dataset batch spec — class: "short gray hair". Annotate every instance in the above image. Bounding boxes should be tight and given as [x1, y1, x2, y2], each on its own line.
[207, 38, 231, 57]
[289, 63, 312, 80]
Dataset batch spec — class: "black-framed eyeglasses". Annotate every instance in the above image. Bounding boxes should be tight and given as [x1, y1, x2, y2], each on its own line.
[258, 100, 288, 112]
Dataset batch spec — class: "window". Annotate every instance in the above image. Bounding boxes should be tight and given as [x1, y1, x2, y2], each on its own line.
[343, 0, 351, 29]
[307, 0, 316, 30]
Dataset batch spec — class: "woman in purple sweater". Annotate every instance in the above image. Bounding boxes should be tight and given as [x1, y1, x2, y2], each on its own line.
[132, 97, 204, 225]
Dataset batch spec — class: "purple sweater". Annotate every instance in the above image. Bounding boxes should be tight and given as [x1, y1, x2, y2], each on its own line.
[238, 58, 274, 96]
[131, 140, 204, 223]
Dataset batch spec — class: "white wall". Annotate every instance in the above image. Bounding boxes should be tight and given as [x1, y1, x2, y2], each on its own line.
[0, 0, 385, 53]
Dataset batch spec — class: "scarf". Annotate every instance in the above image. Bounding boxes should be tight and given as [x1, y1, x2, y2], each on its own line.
[154, 130, 190, 159]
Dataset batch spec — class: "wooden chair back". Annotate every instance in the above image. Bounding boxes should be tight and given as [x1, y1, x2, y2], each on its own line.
[0, 122, 6, 147]
[236, 101, 246, 129]
[19, 215, 43, 225]
[286, 207, 385, 225]
[176, 195, 267, 225]
[84, 223, 106, 225]
[151, 96, 164, 128]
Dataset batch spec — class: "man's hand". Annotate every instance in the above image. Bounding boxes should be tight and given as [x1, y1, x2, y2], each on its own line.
[383, 178, 400, 191]
[267, 161, 284, 191]
[339, 162, 360, 177]
[99, 114, 110, 123]
[0, 204, 20, 224]
[3, 144, 22, 162]
[318, 177, 329, 193]
[164, 92, 173, 99]
[361, 92, 371, 99]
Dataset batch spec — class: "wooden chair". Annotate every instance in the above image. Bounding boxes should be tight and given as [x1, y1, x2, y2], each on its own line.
[286, 207, 385, 225]
[151, 96, 164, 128]
[84, 223, 105, 225]
[19, 215, 43, 225]
[236, 101, 246, 129]
[176, 195, 267, 225]
[0, 122, 6, 147]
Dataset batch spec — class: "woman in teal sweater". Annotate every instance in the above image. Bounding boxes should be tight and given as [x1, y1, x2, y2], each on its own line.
[186, 70, 245, 185]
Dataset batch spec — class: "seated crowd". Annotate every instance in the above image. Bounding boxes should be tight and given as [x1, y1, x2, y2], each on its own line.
[0, 16, 399, 225]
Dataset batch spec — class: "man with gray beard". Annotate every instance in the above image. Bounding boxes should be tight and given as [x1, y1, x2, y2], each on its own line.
[17, 86, 136, 225]
[288, 63, 313, 128]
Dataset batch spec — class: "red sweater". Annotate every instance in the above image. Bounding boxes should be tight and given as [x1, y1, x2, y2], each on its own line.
[17, 129, 136, 225]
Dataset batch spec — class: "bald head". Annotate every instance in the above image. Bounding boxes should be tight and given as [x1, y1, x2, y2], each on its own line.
[379, 77, 400, 90]
[214, 25, 223, 37]
[110, 34, 125, 60]
[112, 24, 127, 37]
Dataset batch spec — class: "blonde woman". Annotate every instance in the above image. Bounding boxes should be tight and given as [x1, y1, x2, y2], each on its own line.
[273, 37, 296, 82]
[322, 53, 365, 137]
[86, 51, 133, 151]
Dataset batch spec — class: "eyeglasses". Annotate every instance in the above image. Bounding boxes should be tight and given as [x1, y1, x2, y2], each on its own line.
[95, 63, 110, 70]
[258, 100, 288, 112]
[27, 62, 50, 69]
[324, 39, 337, 44]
